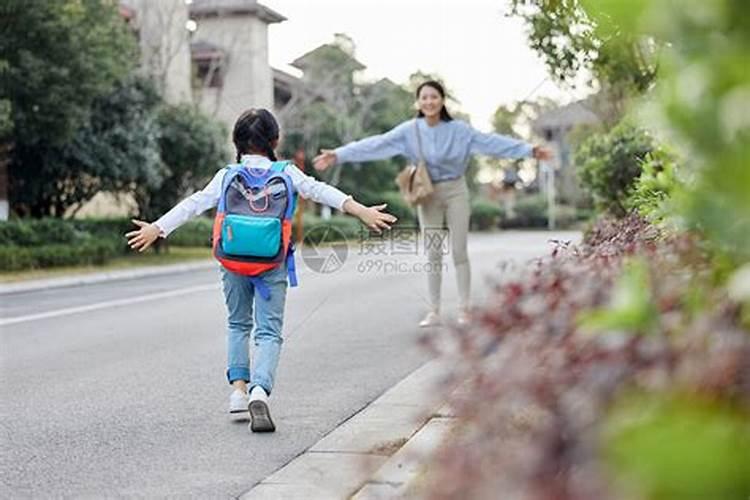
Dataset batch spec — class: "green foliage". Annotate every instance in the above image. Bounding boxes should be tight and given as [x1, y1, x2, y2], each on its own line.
[579, 258, 659, 333]
[0, 241, 118, 271]
[577, 0, 750, 265]
[605, 395, 750, 499]
[508, 0, 657, 96]
[2, 0, 138, 216]
[575, 122, 655, 216]
[470, 199, 503, 231]
[167, 218, 214, 248]
[626, 148, 681, 223]
[136, 104, 227, 220]
[61, 76, 164, 216]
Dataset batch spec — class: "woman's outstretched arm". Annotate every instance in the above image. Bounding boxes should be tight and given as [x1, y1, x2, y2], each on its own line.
[466, 122, 551, 160]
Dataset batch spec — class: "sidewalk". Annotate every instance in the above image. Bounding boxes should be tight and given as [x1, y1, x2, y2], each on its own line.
[241, 358, 458, 500]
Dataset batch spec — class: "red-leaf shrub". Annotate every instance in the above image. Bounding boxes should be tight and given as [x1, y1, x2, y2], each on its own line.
[423, 215, 750, 500]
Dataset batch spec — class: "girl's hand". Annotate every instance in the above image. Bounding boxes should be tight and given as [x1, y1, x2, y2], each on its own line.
[125, 219, 161, 252]
[343, 200, 397, 233]
[532, 145, 553, 161]
[313, 149, 337, 172]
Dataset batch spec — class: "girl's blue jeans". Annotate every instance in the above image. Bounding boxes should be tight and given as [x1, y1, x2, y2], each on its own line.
[221, 264, 287, 395]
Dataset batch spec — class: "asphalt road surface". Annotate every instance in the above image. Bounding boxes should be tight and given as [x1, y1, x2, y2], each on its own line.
[1, 230, 579, 498]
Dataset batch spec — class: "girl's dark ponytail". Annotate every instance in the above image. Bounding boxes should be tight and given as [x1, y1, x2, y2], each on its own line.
[232, 108, 280, 162]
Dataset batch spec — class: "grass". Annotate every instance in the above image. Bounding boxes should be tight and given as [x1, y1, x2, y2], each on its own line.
[0, 246, 213, 283]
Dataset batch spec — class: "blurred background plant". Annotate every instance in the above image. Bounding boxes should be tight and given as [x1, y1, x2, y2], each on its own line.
[422, 0, 750, 498]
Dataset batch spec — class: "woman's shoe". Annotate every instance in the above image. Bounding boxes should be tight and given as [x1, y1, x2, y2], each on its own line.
[419, 311, 442, 328]
[456, 309, 472, 327]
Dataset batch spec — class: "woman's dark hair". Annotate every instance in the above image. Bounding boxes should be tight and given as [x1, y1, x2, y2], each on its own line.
[415, 80, 453, 121]
[232, 108, 279, 162]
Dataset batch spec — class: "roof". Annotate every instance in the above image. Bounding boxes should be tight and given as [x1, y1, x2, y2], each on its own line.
[273, 67, 301, 86]
[532, 100, 600, 133]
[190, 40, 226, 60]
[189, 0, 286, 23]
[290, 44, 365, 71]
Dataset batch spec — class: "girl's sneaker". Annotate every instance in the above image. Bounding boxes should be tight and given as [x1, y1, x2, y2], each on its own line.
[229, 389, 249, 413]
[248, 386, 275, 433]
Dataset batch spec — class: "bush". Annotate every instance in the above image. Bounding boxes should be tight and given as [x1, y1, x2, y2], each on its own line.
[470, 199, 504, 231]
[0, 217, 218, 271]
[422, 216, 750, 499]
[576, 122, 656, 217]
[167, 217, 214, 247]
[0, 240, 118, 271]
[509, 194, 548, 227]
[0, 218, 80, 246]
[300, 213, 363, 245]
[0, 246, 34, 271]
[626, 148, 681, 223]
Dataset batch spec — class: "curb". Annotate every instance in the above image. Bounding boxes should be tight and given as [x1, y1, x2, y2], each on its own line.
[240, 358, 451, 500]
[0, 259, 217, 295]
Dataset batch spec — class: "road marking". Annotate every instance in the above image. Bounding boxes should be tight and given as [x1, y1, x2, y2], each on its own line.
[0, 284, 218, 327]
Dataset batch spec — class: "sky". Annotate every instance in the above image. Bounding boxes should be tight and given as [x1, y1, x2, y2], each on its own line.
[261, 0, 588, 132]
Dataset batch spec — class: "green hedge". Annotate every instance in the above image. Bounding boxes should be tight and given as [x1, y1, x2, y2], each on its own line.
[0, 217, 217, 271]
[471, 199, 505, 231]
[0, 241, 118, 271]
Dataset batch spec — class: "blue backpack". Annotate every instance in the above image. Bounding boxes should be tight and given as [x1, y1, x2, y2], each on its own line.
[211, 161, 298, 299]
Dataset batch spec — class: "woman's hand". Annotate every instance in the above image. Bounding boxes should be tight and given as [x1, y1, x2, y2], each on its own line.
[125, 219, 161, 252]
[532, 145, 553, 161]
[343, 200, 397, 233]
[313, 149, 337, 172]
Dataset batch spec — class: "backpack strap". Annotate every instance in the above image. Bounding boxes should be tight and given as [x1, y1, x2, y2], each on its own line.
[286, 242, 298, 287]
[270, 160, 290, 173]
[247, 276, 272, 301]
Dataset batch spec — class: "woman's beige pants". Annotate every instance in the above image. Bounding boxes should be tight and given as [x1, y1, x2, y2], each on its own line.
[417, 177, 471, 313]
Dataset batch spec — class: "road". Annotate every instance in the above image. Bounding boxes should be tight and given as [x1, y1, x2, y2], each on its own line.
[0, 230, 579, 498]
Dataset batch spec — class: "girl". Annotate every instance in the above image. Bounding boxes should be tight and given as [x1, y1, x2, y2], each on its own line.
[126, 108, 396, 432]
[314, 81, 551, 327]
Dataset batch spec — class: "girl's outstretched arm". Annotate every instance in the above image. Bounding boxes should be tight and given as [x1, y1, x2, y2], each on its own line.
[342, 199, 397, 234]
[285, 163, 397, 233]
[125, 168, 225, 251]
[313, 121, 410, 172]
[126, 220, 160, 252]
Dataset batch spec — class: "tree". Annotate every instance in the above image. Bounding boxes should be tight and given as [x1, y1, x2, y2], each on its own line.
[59, 76, 164, 218]
[1, 0, 138, 216]
[279, 36, 414, 201]
[508, 0, 658, 119]
[135, 103, 227, 221]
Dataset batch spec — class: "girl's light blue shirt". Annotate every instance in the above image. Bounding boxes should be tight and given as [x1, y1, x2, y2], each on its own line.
[334, 117, 534, 182]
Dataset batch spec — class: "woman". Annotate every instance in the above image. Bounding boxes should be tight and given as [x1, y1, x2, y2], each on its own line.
[314, 81, 550, 327]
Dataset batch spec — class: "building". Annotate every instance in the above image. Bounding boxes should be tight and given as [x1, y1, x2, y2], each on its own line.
[532, 99, 601, 203]
[121, 0, 194, 104]
[189, 0, 287, 128]
[71, 0, 293, 219]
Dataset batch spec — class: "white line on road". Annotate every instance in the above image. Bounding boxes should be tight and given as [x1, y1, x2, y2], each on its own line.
[0, 284, 219, 327]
